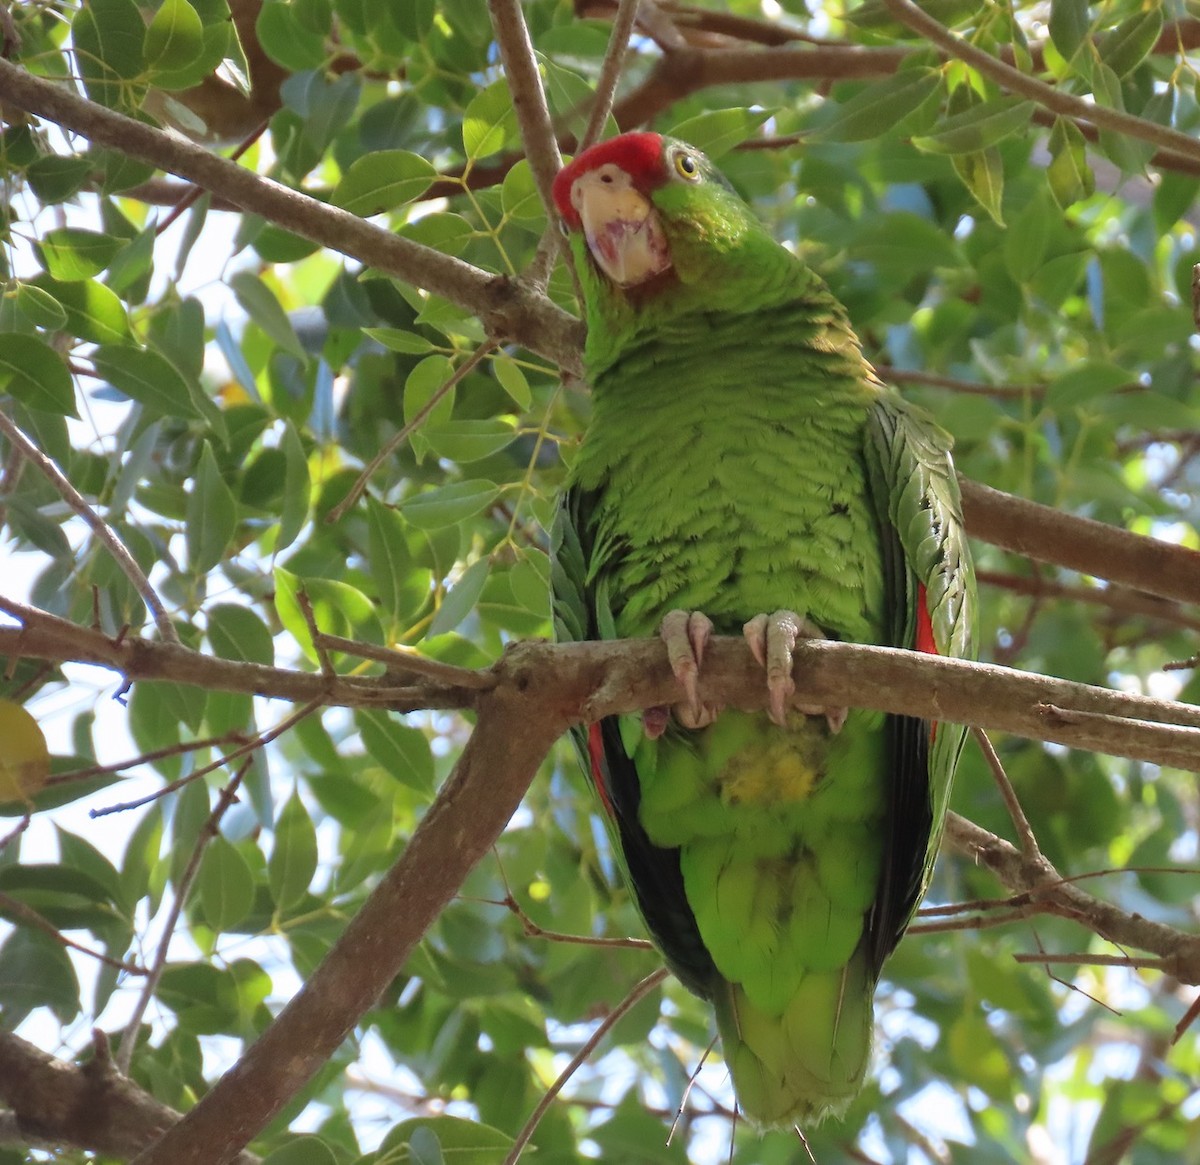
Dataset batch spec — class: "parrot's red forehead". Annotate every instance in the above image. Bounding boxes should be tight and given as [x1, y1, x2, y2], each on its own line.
[552, 133, 667, 226]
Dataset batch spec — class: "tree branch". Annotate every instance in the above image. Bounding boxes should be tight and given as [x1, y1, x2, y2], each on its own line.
[122, 630, 1200, 1165]
[3, 594, 1199, 770]
[0, 1030, 259, 1164]
[0, 411, 180, 644]
[959, 478, 1200, 608]
[883, 0, 1200, 168]
[0, 59, 586, 374]
[129, 646, 576, 1165]
[943, 814, 1200, 983]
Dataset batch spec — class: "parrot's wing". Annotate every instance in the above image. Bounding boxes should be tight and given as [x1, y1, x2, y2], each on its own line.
[862, 390, 976, 972]
[550, 485, 718, 997]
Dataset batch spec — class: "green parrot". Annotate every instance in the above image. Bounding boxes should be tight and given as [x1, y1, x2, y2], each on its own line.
[549, 133, 975, 1129]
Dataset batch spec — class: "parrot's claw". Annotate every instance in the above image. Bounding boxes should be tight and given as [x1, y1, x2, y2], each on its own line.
[659, 610, 721, 730]
[743, 610, 848, 733]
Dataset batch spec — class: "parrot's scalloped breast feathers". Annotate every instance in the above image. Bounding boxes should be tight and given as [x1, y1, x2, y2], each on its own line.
[552, 132, 668, 227]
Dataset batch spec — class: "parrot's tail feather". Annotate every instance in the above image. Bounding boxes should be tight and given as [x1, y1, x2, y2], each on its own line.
[713, 947, 873, 1129]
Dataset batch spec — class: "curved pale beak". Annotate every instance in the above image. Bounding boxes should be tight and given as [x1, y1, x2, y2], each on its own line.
[571, 169, 671, 288]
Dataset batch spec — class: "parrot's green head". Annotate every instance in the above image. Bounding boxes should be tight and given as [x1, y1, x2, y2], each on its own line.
[552, 133, 791, 355]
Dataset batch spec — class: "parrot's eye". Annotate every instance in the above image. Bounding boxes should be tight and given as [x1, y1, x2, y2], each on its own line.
[673, 152, 701, 182]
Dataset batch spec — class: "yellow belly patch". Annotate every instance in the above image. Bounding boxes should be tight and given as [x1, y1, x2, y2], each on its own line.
[717, 727, 825, 807]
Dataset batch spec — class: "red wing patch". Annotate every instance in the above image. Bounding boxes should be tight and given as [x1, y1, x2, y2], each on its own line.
[915, 582, 937, 655]
[915, 583, 939, 741]
[588, 722, 616, 819]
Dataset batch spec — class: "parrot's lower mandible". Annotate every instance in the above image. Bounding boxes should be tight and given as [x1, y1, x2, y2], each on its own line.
[550, 133, 976, 1129]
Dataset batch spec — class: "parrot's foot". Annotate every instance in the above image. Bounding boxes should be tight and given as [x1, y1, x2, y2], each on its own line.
[659, 609, 722, 730]
[743, 611, 848, 733]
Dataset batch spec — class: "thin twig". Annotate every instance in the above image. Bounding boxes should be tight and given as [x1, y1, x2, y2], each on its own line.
[581, 0, 642, 150]
[883, 0, 1200, 166]
[325, 340, 498, 523]
[91, 698, 323, 818]
[312, 633, 496, 690]
[0, 892, 147, 974]
[502, 967, 669, 1165]
[47, 731, 248, 787]
[0, 411, 180, 645]
[484, 893, 654, 949]
[115, 757, 251, 1072]
[487, 0, 563, 217]
[907, 907, 1034, 935]
[1012, 952, 1167, 969]
[973, 727, 1039, 856]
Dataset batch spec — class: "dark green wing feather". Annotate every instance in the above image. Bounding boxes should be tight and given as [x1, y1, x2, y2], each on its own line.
[551, 486, 719, 997]
[862, 390, 975, 970]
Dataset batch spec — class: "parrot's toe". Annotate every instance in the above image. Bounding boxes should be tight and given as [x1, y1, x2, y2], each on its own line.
[743, 611, 847, 731]
[660, 609, 713, 722]
[642, 705, 670, 738]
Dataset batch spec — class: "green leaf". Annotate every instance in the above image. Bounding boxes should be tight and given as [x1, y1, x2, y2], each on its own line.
[255, 0, 327, 70]
[0, 335, 77, 416]
[1046, 116, 1094, 208]
[912, 97, 1035, 155]
[92, 345, 200, 419]
[400, 480, 499, 530]
[72, 0, 147, 108]
[0, 928, 80, 1027]
[274, 568, 379, 663]
[207, 604, 275, 666]
[363, 327, 436, 355]
[198, 836, 255, 932]
[269, 788, 318, 910]
[423, 419, 517, 463]
[366, 498, 433, 624]
[276, 420, 311, 553]
[36, 227, 123, 281]
[1003, 195, 1053, 284]
[145, 0, 205, 75]
[952, 147, 1005, 225]
[355, 710, 434, 793]
[409, 1127, 445, 1165]
[1100, 7, 1163, 78]
[25, 155, 93, 204]
[462, 79, 519, 161]
[332, 150, 437, 216]
[32, 275, 133, 344]
[262, 1137, 339, 1165]
[9, 282, 69, 331]
[230, 271, 307, 361]
[1047, 361, 1134, 408]
[186, 443, 239, 573]
[663, 107, 774, 159]
[811, 69, 941, 143]
[1049, 0, 1091, 64]
[404, 354, 457, 460]
[377, 1117, 515, 1164]
[428, 558, 489, 637]
[500, 159, 543, 223]
[491, 354, 531, 409]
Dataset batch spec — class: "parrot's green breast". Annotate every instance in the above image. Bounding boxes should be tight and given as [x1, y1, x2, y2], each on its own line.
[570, 306, 891, 1116]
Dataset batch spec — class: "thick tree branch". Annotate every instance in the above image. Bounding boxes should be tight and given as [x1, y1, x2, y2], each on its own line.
[959, 478, 1200, 609]
[4, 596, 1200, 771]
[0, 60, 586, 374]
[0, 1030, 259, 1164]
[130, 647, 576, 1165]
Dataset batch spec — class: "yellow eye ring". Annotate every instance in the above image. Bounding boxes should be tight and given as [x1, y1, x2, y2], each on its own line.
[673, 152, 700, 181]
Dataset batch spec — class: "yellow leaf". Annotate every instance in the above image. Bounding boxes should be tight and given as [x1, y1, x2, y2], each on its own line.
[0, 700, 51, 803]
